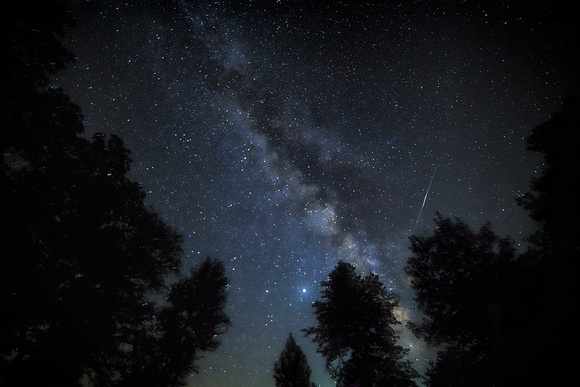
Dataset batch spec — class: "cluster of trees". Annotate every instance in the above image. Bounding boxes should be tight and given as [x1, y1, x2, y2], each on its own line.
[404, 95, 579, 386]
[275, 94, 578, 387]
[274, 96, 579, 386]
[4, 1, 577, 386]
[273, 261, 419, 387]
[2, 3, 230, 386]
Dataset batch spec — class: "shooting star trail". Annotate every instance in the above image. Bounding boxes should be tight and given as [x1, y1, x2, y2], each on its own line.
[414, 165, 437, 229]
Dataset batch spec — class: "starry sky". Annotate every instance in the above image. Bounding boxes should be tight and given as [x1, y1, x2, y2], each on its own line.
[53, 1, 579, 385]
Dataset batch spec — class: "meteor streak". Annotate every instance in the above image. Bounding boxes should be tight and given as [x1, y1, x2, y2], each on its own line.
[415, 165, 437, 229]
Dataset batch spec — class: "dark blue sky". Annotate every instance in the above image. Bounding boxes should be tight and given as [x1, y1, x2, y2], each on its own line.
[54, 1, 578, 385]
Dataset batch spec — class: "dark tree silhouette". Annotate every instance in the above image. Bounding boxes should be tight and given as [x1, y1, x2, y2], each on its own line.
[1, 2, 230, 386]
[273, 333, 316, 387]
[517, 95, 580, 271]
[511, 95, 580, 386]
[405, 97, 580, 385]
[405, 214, 517, 386]
[304, 261, 418, 387]
[1, 0, 78, 167]
[122, 258, 231, 387]
[406, 214, 516, 346]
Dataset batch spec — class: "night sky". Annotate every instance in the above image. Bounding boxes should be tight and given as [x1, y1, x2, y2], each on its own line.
[53, 1, 579, 385]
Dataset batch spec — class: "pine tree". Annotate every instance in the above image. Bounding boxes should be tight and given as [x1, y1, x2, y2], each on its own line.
[304, 261, 418, 387]
[274, 333, 316, 387]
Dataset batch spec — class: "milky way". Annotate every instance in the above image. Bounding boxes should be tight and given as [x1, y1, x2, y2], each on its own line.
[54, 1, 578, 385]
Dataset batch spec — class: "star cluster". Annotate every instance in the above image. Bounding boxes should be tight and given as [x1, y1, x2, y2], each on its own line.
[54, 1, 578, 385]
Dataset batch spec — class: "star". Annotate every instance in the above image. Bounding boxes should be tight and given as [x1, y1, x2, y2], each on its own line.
[53, 1, 578, 385]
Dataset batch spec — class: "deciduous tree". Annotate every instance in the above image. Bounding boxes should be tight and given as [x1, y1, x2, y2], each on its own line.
[405, 214, 517, 385]
[1, 2, 230, 385]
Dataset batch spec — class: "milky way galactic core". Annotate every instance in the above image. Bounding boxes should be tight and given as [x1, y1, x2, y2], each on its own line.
[55, 1, 578, 385]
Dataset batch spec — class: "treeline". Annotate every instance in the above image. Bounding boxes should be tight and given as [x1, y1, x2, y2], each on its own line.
[2, 3, 230, 387]
[2, 1, 578, 386]
[271, 28, 580, 387]
[274, 95, 579, 386]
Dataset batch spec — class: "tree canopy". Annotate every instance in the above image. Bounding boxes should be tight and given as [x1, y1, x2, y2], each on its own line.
[405, 214, 517, 348]
[512, 95, 580, 385]
[304, 261, 418, 387]
[517, 95, 580, 272]
[405, 214, 519, 385]
[1, 2, 230, 386]
[124, 258, 231, 387]
[405, 113, 580, 385]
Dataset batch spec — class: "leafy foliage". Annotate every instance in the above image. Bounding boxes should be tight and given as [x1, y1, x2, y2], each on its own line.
[405, 95, 580, 385]
[304, 261, 418, 387]
[405, 214, 518, 385]
[517, 95, 580, 266]
[512, 95, 580, 385]
[122, 258, 231, 387]
[405, 214, 516, 348]
[1, 0, 78, 163]
[1, 3, 230, 386]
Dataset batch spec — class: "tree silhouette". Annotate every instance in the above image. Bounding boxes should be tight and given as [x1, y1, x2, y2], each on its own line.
[405, 97, 580, 385]
[304, 261, 418, 387]
[404, 214, 517, 386]
[1, 2, 230, 386]
[122, 258, 231, 387]
[511, 95, 580, 385]
[273, 333, 316, 387]
[517, 95, 580, 272]
[2, 0, 78, 168]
